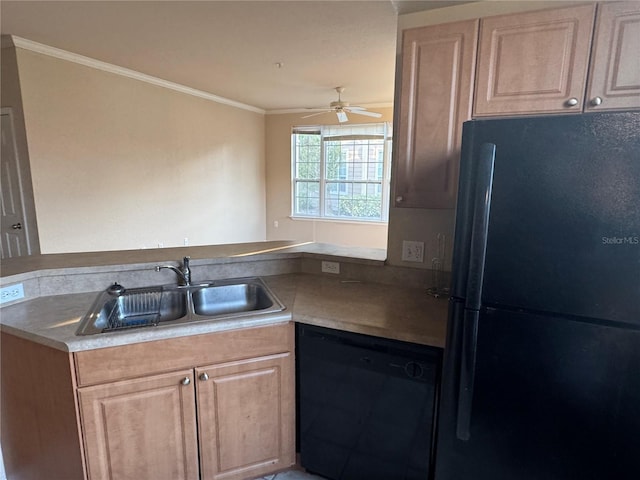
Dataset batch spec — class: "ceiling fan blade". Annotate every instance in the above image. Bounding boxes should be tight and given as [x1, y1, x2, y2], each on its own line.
[346, 109, 382, 118]
[337, 111, 349, 123]
[301, 110, 331, 119]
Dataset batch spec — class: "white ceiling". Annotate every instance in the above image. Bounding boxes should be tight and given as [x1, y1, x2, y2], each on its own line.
[1, 1, 468, 112]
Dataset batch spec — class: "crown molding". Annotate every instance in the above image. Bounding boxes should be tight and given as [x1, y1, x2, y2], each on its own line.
[9, 35, 265, 114]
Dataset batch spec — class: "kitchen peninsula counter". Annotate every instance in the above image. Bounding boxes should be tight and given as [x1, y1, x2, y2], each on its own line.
[0, 242, 447, 352]
[0, 273, 447, 352]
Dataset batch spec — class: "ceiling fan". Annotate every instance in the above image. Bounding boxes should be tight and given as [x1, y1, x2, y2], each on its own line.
[302, 87, 382, 123]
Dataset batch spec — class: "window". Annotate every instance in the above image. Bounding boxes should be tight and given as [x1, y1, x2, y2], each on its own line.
[292, 123, 392, 222]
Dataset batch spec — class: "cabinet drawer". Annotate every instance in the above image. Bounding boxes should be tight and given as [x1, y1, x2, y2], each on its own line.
[74, 322, 293, 386]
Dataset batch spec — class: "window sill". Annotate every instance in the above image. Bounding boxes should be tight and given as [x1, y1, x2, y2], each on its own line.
[289, 216, 388, 226]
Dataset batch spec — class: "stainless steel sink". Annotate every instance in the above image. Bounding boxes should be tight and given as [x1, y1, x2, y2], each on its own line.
[76, 286, 189, 335]
[76, 277, 284, 335]
[190, 279, 282, 317]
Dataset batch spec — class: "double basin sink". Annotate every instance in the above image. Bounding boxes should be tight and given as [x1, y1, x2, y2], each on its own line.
[76, 277, 285, 335]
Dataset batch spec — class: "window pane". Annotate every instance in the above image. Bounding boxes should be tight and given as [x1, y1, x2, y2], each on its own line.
[296, 133, 321, 148]
[294, 181, 320, 216]
[325, 182, 382, 220]
[324, 141, 341, 180]
[296, 161, 320, 179]
[294, 133, 321, 180]
[296, 197, 320, 216]
[324, 138, 385, 182]
[292, 123, 390, 222]
[369, 143, 385, 180]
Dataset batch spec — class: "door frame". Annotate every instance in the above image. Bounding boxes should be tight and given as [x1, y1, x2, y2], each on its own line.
[1, 106, 40, 256]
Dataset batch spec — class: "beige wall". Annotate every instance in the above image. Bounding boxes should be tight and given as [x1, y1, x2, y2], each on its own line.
[14, 48, 266, 253]
[265, 108, 393, 250]
[4, 0, 587, 259]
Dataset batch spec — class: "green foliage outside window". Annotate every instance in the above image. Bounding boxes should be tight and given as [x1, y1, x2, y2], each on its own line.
[292, 124, 391, 221]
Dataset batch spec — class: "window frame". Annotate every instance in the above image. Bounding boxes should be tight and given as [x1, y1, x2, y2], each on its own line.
[290, 122, 392, 223]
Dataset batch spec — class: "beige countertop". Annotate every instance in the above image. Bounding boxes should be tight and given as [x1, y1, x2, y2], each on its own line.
[0, 273, 448, 352]
[281, 274, 448, 347]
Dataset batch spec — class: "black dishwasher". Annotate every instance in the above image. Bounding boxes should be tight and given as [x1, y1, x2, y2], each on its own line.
[296, 324, 441, 480]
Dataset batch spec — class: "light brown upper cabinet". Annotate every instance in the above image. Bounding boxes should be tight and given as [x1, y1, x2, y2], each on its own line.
[394, 19, 478, 209]
[474, 4, 597, 116]
[586, 1, 640, 111]
[474, 2, 640, 116]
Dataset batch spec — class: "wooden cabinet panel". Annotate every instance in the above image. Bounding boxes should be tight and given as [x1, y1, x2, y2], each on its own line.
[586, 1, 640, 111]
[5, 324, 294, 480]
[78, 369, 199, 480]
[74, 323, 292, 386]
[474, 4, 596, 116]
[196, 353, 295, 480]
[394, 19, 478, 209]
[1, 332, 85, 480]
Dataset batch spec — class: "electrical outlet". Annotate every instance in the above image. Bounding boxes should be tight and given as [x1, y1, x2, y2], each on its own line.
[0, 283, 25, 304]
[402, 240, 425, 263]
[321, 261, 340, 274]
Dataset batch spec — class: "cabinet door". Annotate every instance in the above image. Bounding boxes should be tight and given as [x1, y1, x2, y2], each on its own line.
[196, 353, 295, 480]
[474, 4, 596, 116]
[586, 1, 640, 111]
[393, 20, 478, 209]
[78, 369, 199, 480]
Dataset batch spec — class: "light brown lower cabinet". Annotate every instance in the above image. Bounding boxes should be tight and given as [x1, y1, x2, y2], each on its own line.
[1, 332, 86, 480]
[1, 323, 295, 480]
[196, 353, 294, 480]
[78, 369, 200, 480]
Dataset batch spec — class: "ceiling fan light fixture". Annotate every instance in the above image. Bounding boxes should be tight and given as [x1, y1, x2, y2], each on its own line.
[301, 86, 382, 123]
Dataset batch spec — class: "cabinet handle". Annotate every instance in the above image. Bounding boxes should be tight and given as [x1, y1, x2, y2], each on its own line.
[590, 96, 603, 106]
[199, 373, 209, 381]
[396, 196, 403, 203]
[565, 98, 579, 107]
[11, 223, 22, 230]
[180, 377, 191, 386]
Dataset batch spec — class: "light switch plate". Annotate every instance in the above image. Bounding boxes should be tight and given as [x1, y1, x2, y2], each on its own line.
[402, 241, 424, 263]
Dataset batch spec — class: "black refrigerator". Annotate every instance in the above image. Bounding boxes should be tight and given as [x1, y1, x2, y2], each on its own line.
[435, 111, 640, 480]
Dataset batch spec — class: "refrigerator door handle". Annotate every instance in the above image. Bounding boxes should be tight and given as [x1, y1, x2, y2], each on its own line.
[464, 143, 496, 310]
[455, 143, 495, 441]
[456, 309, 479, 441]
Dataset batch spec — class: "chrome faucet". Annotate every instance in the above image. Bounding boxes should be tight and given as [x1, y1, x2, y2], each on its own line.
[155, 256, 192, 286]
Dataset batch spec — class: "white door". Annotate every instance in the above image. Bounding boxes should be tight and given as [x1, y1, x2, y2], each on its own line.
[1, 110, 37, 258]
